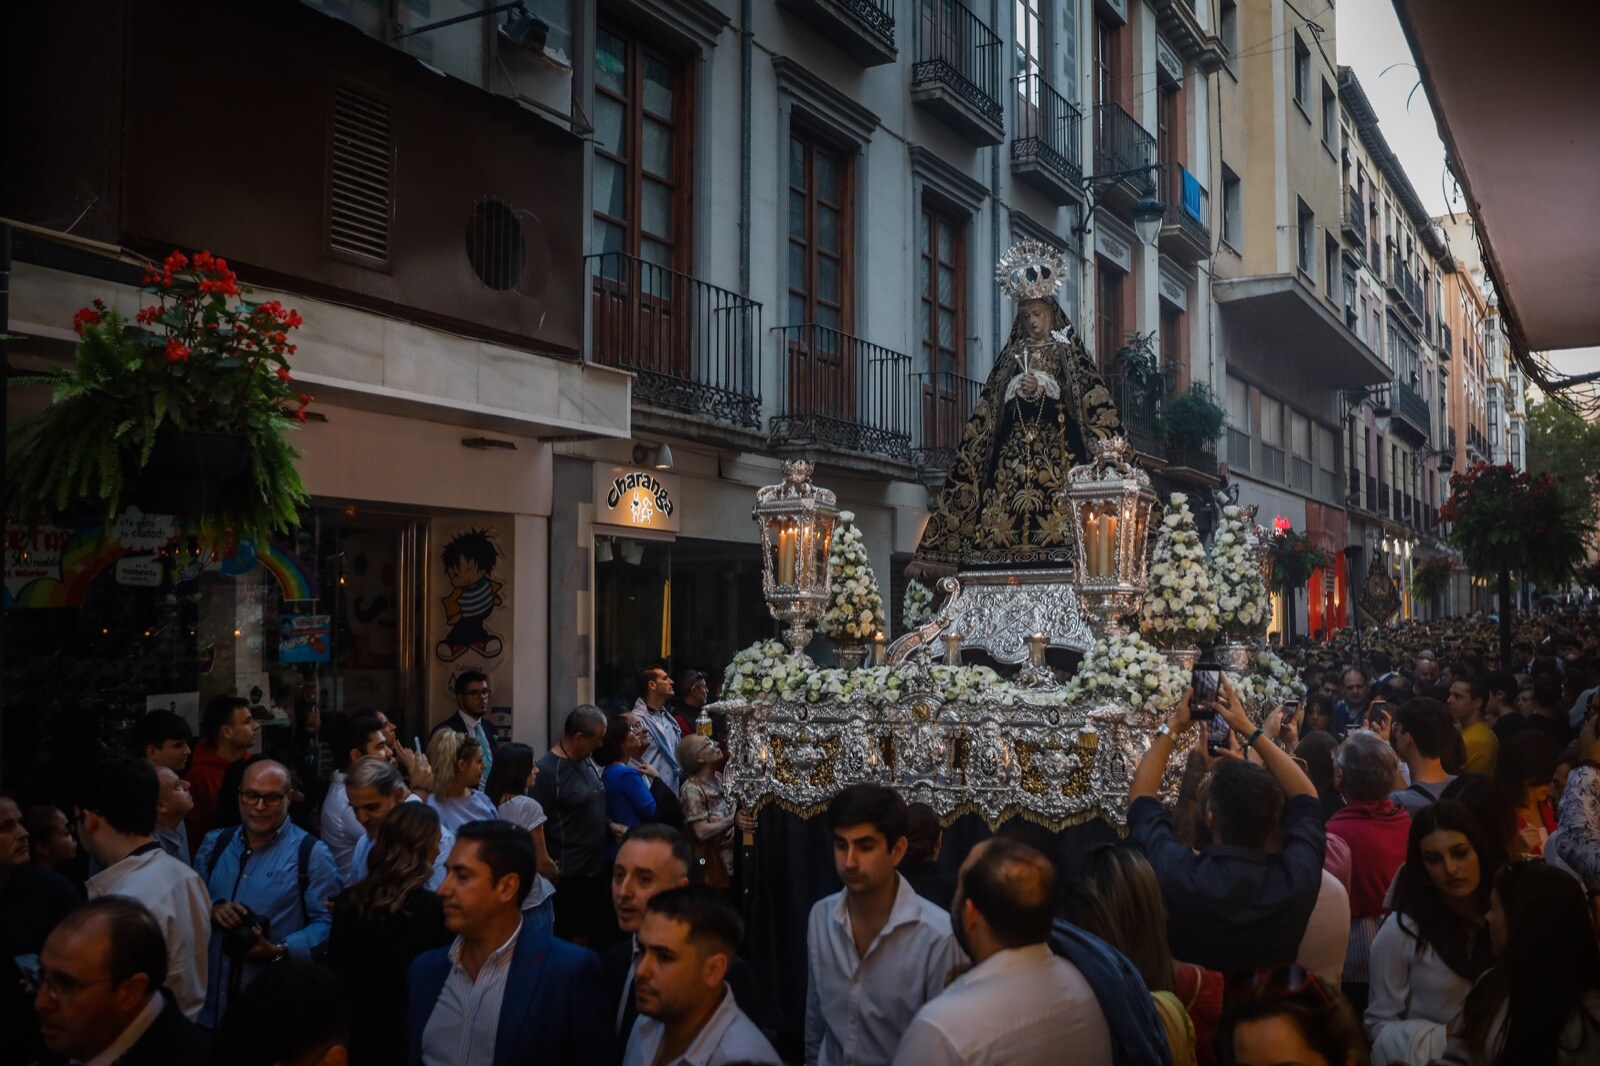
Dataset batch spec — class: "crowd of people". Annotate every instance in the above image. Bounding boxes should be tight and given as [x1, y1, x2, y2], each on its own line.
[4, 609, 1600, 1065]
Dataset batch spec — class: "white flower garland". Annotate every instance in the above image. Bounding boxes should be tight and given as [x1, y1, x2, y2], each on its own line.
[819, 511, 886, 646]
[1063, 632, 1188, 716]
[902, 579, 936, 630]
[1232, 648, 1303, 716]
[1209, 504, 1269, 641]
[1139, 493, 1219, 648]
[722, 640, 1032, 708]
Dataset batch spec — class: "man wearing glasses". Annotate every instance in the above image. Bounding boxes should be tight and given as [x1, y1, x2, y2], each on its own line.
[431, 670, 498, 787]
[192, 760, 340, 1029]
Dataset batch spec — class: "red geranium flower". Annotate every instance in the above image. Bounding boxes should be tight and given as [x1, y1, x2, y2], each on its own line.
[165, 338, 191, 363]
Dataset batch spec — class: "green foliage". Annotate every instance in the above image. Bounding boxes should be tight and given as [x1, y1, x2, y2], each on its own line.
[1266, 526, 1331, 594]
[7, 253, 310, 542]
[1410, 556, 1452, 601]
[1442, 461, 1590, 587]
[1162, 383, 1227, 450]
[1526, 398, 1600, 529]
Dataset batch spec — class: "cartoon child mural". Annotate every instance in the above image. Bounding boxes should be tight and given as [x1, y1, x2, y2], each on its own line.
[437, 527, 505, 662]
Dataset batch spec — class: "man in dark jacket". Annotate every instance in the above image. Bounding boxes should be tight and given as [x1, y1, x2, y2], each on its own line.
[34, 897, 208, 1066]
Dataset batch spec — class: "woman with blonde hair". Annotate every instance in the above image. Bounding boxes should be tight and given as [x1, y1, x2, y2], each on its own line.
[1065, 843, 1218, 1066]
[425, 729, 498, 833]
[330, 803, 452, 1066]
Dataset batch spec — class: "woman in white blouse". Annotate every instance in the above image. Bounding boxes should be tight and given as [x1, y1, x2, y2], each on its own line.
[424, 730, 499, 834]
[1364, 800, 1498, 1065]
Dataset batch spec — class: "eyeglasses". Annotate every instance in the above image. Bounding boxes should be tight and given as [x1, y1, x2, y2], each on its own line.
[26, 968, 115, 1003]
[241, 791, 288, 808]
[465, 689, 491, 699]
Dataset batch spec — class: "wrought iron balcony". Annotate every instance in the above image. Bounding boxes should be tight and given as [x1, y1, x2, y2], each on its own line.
[777, 0, 896, 65]
[1160, 163, 1211, 262]
[911, 370, 981, 476]
[588, 253, 761, 430]
[1342, 188, 1367, 247]
[1011, 72, 1083, 203]
[1387, 252, 1424, 324]
[1105, 368, 1168, 459]
[771, 324, 915, 463]
[1166, 437, 1220, 481]
[1093, 101, 1158, 199]
[911, 0, 1004, 145]
[1392, 378, 1431, 442]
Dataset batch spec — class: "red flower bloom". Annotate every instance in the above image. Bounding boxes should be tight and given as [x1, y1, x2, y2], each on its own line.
[134, 305, 162, 325]
[276, 366, 293, 383]
[165, 339, 191, 363]
[71, 305, 104, 335]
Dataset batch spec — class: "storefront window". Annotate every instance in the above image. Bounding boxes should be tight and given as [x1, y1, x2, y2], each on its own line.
[3, 507, 424, 785]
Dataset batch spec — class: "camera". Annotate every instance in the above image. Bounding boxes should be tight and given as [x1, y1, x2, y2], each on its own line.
[221, 908, 271, 959]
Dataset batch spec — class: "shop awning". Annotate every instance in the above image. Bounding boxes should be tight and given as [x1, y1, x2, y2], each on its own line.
[1392, 1, 1600, 356]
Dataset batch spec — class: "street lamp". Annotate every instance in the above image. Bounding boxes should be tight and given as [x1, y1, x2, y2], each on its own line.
[1131, 196, 1166, 245]
[1070, 166, 1167, 241]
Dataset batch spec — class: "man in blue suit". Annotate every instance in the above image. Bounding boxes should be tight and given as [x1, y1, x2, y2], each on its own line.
[407, 820, 614, 1066]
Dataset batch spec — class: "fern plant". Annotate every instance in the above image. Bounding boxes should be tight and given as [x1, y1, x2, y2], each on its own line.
[8, 251, 311, 541]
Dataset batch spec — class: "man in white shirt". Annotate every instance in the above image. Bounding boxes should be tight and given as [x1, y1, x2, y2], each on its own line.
[624, 885, 779, 1066]
[75, 755, 211, 1020]
[632, 666, 683, 791]
[343, 756, 453, 889]
[894, 837, 1112, 1066]
[323, 714, 394, 882]
[805, 784, 965, 1066]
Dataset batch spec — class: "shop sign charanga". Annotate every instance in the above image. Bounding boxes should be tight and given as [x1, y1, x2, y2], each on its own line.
[594, 467, 680, 533]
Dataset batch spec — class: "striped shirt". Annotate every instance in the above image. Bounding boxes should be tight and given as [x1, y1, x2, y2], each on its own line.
[420, 921, 522, 1066]
[456, 579, 496, 618]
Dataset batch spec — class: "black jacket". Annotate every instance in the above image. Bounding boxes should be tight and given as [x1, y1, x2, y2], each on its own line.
[43, 991, 208, 1066]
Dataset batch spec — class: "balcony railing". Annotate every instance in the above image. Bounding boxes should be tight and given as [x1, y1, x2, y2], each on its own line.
[1166, 437, 1220, 479]
[1012, 71, 1083, 191]
[1365, 474, 1377, 512]
[1106, 369, 1169, 458]
[1093, 101, 1157, 198]
[1394, 379, 1431, 439]
[771, 324, 914, 462]
[1379, 482, 1392, 517]
[1387, 252, 1423, 320]
[589, 252, 761, 430]
[911, 370, 981, 474]
[1163, 163, 1211, 249]
[912, 0, 1004, 134]
[777, 0, 896, 64]
[1342, 188, 1367, 247]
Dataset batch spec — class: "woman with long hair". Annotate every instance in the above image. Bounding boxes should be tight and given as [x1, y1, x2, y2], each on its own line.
[483, 742, 560, 937]
[1494, 730, 1561, 856]
[1364, 801, 1497, 1064]
[1439, 773, 1517, 874]
[1294, 729, 1344, 822]
[424, 730, 497, 833]
[1218, 965, 1368, 1066]
[329, 803, 452, 1066]
[1065, 843, 1213, 1066]
[1436, 862, 1600, 1065]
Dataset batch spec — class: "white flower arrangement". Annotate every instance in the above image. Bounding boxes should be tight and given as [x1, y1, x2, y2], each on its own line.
[1232, 648, 1303, 716]
[902, 579, 936, 630]
[819, 511, 887, 647]
[1063, 632, 1188, 717]
[1138, 493, 1219, 648]
[721, 640, 1033, 708]
[1208, 504, 1270, 641]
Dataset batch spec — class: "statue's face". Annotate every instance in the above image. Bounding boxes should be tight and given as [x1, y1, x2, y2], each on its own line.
[1021, 301, 1052, 340]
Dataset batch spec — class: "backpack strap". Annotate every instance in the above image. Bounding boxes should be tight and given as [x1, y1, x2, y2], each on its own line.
[296, 833, 316, 926]
[201, 825, 240, 886]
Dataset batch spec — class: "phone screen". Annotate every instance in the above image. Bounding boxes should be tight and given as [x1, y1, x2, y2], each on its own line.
[1366, 700, 1387, 729]
[1206, 715, 1231, 755]
[1191, 667, 1222, 721]
[1283, 699, 1301, 726]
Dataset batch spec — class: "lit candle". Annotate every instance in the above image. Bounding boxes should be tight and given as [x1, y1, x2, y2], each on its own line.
[777, 527, 796, 585]
[1027, 632, 1047, 667]
[1101, 514, 1118, 576]
[871, 631, 887, 666]
[1085, 514, 1101, 575]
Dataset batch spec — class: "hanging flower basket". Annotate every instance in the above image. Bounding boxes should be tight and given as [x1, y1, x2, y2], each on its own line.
[7, 251, 311, 541]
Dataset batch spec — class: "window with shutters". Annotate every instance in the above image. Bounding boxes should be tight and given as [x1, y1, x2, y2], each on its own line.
[326, 86, 393, 266]
[919, 202, 966, 378]
[787, 131, 853, 333]
[1095, 258, 1126, 372]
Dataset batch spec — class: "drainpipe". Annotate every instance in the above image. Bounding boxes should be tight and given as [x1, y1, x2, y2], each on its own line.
[740, 0, 752, 298]
[990, 0, 1001, 366]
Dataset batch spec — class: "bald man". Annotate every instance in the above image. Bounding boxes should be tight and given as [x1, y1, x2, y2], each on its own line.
[892, 839, 1113, 1066]
[192, 760, 340, 1028]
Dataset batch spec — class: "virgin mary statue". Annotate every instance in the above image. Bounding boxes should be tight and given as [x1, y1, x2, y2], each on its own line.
[914, 240, 1124, 573]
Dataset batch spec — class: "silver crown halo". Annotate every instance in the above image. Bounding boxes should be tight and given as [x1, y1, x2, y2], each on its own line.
[995, 239, 1067, 304]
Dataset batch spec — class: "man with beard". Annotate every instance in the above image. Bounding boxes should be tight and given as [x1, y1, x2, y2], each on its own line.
[893, 838, 1112, 1065]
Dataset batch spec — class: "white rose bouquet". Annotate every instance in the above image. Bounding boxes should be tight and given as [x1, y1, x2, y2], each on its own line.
[1064, 632, 1188, 716]
[1231, 649, 1303, 717]
[1208, 504, 1270, 641]
[902, 579, 936, 630]
[819, 511, 887, 647]
[721, 640, 795, 702]
[1138, 493, 1219, 648]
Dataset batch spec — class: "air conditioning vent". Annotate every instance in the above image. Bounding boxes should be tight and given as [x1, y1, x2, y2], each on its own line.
[328, 87, 392, 264]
